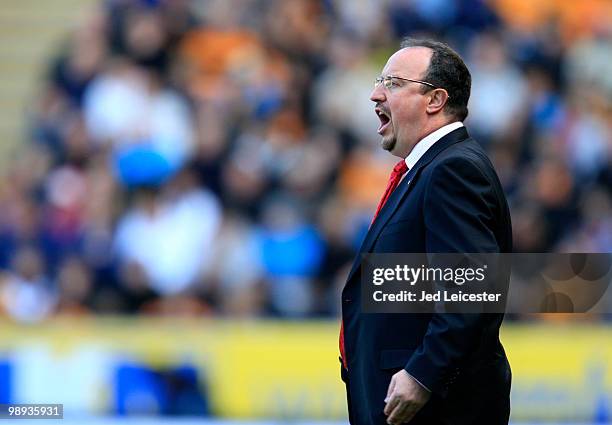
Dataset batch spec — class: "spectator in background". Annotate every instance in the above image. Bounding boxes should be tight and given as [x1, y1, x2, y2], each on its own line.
[0, 246, 57, 323]
[41, 164, 88, 270]
[467, 32, 528, 143]
[313, 32, 381, 144]
[114, 167, 221, 297]
[50, 19, 108, 108]
[206, 212, 265, 317]
[55, 256, 94, 315]
[84, 59, 195, 174]
[257, 194, 325, 317]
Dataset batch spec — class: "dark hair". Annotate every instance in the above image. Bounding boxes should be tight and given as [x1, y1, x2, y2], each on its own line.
[400, 38, 471, 121]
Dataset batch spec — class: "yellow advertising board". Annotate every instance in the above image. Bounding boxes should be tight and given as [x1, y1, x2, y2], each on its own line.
[0, 318, 610, 421]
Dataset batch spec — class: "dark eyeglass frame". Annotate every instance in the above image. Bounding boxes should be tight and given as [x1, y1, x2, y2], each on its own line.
[374, 75, 439, 91]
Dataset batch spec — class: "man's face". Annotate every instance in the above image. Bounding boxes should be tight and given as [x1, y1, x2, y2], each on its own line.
[370, 47, 433, 158]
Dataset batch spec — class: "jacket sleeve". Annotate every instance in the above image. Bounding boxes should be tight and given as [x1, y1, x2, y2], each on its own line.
[404, 155, 502, 395]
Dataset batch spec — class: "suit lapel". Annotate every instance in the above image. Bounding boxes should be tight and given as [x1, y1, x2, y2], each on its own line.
[346, 127, 470, 283]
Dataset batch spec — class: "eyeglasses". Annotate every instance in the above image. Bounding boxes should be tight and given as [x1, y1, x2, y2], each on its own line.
[374, 75, 439, 91]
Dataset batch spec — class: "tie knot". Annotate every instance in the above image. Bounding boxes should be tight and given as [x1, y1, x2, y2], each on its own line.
[392, 160, 408, 176]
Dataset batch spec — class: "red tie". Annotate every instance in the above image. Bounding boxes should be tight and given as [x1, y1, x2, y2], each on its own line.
[340, 159, 408, 370]
[339, 321, 347, 369]
[372, 159, 409, 223]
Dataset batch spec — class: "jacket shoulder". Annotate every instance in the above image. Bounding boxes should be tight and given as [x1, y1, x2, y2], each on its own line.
[426, 138, 496, 176]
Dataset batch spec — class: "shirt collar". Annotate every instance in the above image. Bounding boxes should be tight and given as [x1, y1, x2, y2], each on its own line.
[404, 121, 464, 170]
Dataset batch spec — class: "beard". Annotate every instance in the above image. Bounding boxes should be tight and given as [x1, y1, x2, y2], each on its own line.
[381, 133, 396, 152]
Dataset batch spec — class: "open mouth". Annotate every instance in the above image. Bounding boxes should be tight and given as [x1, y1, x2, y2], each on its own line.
[376, 107, 391, 135]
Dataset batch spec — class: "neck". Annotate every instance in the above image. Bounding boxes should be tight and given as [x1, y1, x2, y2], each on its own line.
[418, 115, 454, 142]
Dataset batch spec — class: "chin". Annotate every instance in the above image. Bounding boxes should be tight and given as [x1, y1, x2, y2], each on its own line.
[381, 135, 396, 152]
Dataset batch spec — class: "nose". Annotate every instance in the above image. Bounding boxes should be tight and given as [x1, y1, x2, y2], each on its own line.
[370, 84, 386, 103]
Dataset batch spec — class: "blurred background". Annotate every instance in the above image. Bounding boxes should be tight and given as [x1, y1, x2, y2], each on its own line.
[0, 0, 611, 423]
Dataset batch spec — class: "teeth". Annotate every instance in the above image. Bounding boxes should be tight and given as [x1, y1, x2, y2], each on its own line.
[376, 110, 389, 119]
[376, 110, 389, 124]
[376, 109, 390, 135]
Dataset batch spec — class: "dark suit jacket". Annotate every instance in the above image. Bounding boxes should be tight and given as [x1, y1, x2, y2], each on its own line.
[340, 127, 512, 425]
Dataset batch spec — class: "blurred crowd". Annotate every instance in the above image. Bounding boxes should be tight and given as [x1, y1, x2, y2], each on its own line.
[0, 0, 611, 321]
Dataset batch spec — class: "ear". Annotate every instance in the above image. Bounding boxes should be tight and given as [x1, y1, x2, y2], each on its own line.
[425, 89, 449, 115]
